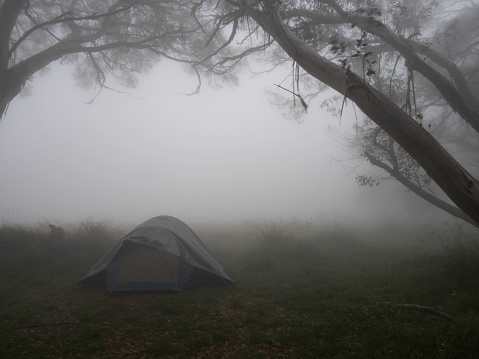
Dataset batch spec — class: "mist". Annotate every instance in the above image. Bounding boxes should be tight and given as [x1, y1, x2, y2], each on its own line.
[0, 61, 453, 227]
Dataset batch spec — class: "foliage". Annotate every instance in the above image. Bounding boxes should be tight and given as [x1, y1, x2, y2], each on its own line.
[2, 0, 479, 225]
[224, 0, 479, 225]
[0, 222, 45, 251]
[68, 219, 123, 258]
[1, 221, 479, 358]
[0, 0, 248, 116]
[353, 120, 434, 191]
[0, 219, 123, 282]
[321, 1, 479, 222]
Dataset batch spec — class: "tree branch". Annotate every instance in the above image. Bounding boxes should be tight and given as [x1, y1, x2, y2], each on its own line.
[10, 10, 74, 56]
[0, 0, 27, 70]
[279, 8, 479, 134]
[380, 302, 460, 324]
[363, 151, 477, 227]
[243, 2, 479, 225]
[408, 39, 479, 114]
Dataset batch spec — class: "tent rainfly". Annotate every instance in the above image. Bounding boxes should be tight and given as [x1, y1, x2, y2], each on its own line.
[77, 216, 234, 292]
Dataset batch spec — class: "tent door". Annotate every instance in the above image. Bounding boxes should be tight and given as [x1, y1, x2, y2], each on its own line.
[106, 242, 187, 291]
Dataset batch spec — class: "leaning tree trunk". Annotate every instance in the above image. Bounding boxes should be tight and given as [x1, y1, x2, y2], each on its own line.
[363, 151, 478, 227]
[245, 5, 479, 226]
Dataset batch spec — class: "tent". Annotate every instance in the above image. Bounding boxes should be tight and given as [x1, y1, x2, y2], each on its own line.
[77, 215, 234, 292]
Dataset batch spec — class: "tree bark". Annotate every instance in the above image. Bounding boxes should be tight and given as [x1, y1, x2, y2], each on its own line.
[244, 4, 479, 226]
[0, 0, 28, 116]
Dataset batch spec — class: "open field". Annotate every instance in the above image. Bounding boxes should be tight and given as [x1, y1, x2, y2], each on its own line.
[1, 219, 479, 358]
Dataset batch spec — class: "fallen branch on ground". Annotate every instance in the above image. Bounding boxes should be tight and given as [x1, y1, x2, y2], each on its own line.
[15, 321, 80, 329]
[380, 302, 460, 324]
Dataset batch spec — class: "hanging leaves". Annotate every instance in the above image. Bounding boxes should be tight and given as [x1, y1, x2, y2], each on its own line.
[356, 175, 380, 187]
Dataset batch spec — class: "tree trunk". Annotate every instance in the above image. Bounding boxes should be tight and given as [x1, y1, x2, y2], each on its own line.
[281, 9, 479, 132]
[245, 5, 479, 226]
[0, 0, 28, 117]
[363, 151, 477, 227]
[0, 38, 85, 117]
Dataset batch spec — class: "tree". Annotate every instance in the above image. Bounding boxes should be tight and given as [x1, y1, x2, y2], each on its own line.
[187, 0, 479, 225]
[0, 0, 242, 117]
[351, 118, 478, 226]
[330, 2, 479, 226]
[2, 0, 479, 227]
[199, 0, 479, 225]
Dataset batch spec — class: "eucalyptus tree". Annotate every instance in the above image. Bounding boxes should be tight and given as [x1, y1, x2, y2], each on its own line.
[0, 0, 236, 117]
[2, 0, 479, 226]
[193, 0, 479, 225]
[333, 2, 479, 226]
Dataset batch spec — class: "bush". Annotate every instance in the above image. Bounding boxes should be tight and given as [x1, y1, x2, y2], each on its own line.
[242, 217, 323, 268]
[245, 217, 312, 246]
[61, 219, 126, 275]
[0, 223, 45, 253]
[0, 219, 124, 278]
[437, 224, 479, 285]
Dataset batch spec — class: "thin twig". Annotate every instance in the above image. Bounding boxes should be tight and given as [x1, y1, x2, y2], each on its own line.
[274, 84, 308, 112]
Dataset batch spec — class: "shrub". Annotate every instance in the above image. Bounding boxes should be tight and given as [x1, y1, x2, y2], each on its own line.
[0, 223, 45, 253]
[242, 217, 322, 267]
[437, 224, 479, 285]
[0, 219, 124, 278]
[68, 219, 123, 261]
[245, 217, 311, 247]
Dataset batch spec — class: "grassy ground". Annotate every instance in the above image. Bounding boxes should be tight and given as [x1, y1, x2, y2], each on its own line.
[1, 219, 479, 358]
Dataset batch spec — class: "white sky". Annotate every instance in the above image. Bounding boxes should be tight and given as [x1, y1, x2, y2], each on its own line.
[0, 60, 450, 226]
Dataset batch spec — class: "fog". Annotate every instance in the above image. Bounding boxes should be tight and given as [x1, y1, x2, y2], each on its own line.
[0, 61, 452, 227]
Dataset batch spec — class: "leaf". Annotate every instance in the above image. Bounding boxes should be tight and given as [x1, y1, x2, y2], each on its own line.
[364, 52, 373, 58]
[339, 59, 348, 69]
[351, 53, 360, 58]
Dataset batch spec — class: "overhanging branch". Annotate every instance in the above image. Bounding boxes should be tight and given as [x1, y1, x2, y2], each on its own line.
[363, 151, 477, 227]
[242, 1, 479, 225]
[279, 8, 479, 134]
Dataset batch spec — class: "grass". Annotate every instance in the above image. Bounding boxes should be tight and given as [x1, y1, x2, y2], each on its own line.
[1, 219, 479, 358]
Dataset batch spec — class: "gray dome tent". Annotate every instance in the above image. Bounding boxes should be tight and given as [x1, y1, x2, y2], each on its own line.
[77, 216, 234, 292]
